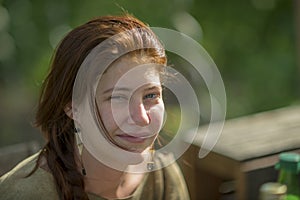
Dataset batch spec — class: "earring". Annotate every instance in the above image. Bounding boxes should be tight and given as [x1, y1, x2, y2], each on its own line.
[81, 164, 86, 176]
[147, 145, 155, 171]
[75, 127, 86, 175]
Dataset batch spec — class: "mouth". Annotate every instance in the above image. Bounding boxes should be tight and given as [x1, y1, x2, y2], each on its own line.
[116, 134, 154, 143]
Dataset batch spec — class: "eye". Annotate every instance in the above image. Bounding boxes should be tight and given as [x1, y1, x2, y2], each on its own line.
[110, 94, 128, 101]
[143, 93, 159, 100]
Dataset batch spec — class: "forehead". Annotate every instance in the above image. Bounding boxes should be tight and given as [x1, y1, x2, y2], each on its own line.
[97, 55, 161, 93]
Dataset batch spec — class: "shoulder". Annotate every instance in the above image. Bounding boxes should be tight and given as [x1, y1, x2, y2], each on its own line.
[155, 152, 186, 182]
[154, 153, 191, 200]
[0, 152, 58, 200]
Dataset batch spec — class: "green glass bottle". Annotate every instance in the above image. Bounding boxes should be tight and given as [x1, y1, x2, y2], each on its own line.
[276, 153, 300, 200]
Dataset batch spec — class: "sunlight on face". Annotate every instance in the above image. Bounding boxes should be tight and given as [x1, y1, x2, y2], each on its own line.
[95, 55, 165, 153]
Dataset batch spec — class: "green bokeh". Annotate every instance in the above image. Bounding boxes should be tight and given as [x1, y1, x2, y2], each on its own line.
[0, 0, 298, 146]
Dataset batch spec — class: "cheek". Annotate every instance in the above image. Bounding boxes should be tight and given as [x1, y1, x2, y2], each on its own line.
[99, 103, 116, 133]
[149, 102, 165, 131]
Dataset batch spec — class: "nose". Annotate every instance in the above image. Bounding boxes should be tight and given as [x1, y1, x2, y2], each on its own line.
[128, 100, 150, 126]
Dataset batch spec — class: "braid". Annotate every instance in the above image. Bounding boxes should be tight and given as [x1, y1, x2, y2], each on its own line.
[43, 120, 88, 200]
[47, 117, 88, 199]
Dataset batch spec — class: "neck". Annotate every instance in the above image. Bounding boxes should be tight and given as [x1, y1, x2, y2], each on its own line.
[82, 146, 124, 186]
[80, 146, 145, 199]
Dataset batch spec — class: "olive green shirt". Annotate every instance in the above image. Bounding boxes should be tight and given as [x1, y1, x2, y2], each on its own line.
[0, 152, 190, 200]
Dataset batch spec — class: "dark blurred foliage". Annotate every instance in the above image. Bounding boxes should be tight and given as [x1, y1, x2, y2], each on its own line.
[0, 0, 298, 146]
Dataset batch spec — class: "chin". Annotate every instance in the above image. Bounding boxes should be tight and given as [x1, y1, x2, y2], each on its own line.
[115, 139, 154, 153]
[121, 143, 150, 153]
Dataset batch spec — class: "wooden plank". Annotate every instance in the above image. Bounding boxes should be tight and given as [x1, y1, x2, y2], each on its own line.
[178, 145, 198, 200]
[196, 151, 239, 180]
[193, 106, 300, 161]
[241, 149, 300, 172]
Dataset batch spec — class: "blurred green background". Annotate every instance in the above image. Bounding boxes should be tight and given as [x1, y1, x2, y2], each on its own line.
[0, 0, 299, 147]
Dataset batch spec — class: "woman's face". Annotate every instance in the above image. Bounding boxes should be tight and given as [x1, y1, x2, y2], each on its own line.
[95, 55, 165, 153]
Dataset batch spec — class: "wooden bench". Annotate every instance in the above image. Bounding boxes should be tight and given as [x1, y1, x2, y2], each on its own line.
[179, 105, 300, 200]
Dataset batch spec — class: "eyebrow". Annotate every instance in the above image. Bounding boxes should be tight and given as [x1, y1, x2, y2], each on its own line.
[102, 85, 161, 95]
[146, 85, 162, 91]
[102, 87, 131, 95]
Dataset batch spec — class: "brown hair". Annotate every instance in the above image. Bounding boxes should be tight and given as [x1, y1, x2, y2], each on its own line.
[33, 15, 166, 199]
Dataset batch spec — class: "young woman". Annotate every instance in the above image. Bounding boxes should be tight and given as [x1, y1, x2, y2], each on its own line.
[0, 15, 190, 200]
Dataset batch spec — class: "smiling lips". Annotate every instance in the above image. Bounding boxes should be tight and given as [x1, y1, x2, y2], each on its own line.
[116, 133, 155, 143]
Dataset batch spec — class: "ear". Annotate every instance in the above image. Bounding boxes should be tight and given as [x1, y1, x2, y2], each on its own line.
[64, 102, 73, 119]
